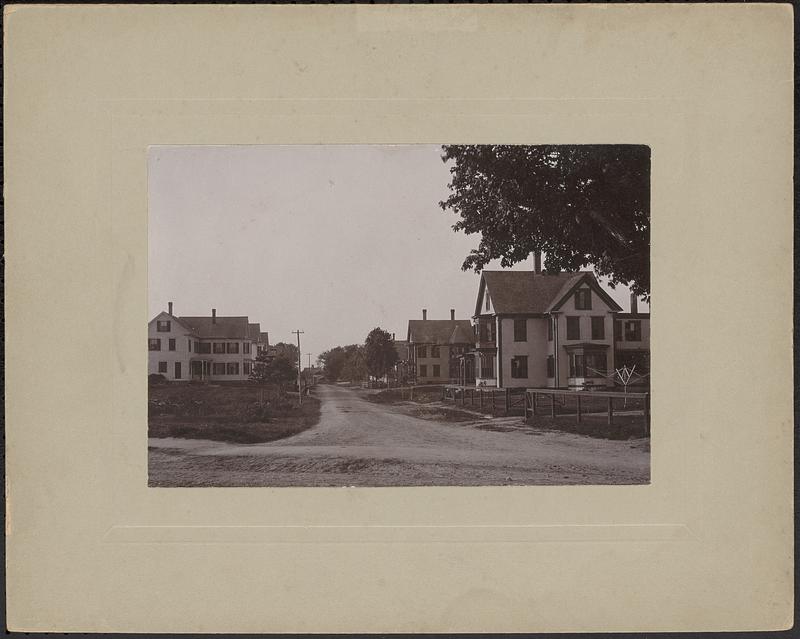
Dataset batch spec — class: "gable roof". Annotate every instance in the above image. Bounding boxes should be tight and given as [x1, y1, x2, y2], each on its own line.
[546, 272, 623, 312]
[477, 271, 584, 315]
[247, 323, 261, 340]
[476, 270, 622, 315]
[147, 311, 197, 335]
[259, 331, 270, 345]
[178, 315, 250, 339]
[407, 319, 473, 345]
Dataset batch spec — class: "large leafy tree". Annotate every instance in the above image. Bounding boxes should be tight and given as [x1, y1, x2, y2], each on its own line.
[440, 145, 650, 299]
[250, 352, 297, 389]
[364, 328, 399, 381]
[319, 344, 361, 381]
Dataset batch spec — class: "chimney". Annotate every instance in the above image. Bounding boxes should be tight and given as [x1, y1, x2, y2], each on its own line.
[168, 301, 173, 316]
[212, 308, 217, 324]
[264, 331, 269, 346]
[392, 333, 396, 340]
[533, 251, 542, 274]
[450, 309, 455, 320]
[422, 309, 427, 320]
[630, 293, 638, 315]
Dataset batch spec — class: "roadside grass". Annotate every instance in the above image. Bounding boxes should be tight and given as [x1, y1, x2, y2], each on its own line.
[367, 385, 444, 405]
[526, 413, 649, 441]
[148, 382, 321, 444]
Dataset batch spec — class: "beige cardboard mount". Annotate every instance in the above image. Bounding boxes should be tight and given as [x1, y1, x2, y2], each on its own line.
[5, 4, 793, 633]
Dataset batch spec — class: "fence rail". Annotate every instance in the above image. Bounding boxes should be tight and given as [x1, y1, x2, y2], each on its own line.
[525, 387, 650, 435]
[442, 385, 527, 414]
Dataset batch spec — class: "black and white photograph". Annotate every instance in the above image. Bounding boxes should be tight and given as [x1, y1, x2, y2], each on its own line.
[148, 144, 651, 487]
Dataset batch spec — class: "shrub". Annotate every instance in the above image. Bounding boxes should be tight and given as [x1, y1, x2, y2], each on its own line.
[148, 373, 167, 385]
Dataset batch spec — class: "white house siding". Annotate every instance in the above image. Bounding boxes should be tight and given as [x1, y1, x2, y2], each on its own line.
[499, 317, 550, 388]
[199, 338, 257, 382]
[414, 344, 452, 384]
[554, 285, 616, 388]
[148, 314, 194, 381]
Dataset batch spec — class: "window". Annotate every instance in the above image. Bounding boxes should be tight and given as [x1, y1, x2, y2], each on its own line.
[227, 362, 239, 375]
[226, 342, 240, 354]
[168, 338, 176, 351]
[156, 320, 171, 332]
[432, 364, 441, 378]
[624, 320, 642, 341]
[480, 357, 494, 379]
[569, 353, 585, 377]
[148, 338, 161, 351]
[213, 342, 226, 354]
[514, 318, 527, 342]
[511, 356, 528, 379]
[174, 362, 182, 379]
[417, 345, 427, 358]
[188, 339, 192, 352]
[591, 316, 605, 340]
[547, 318, 553, 341]
[197, 342, 211, 354]
[479, 322, 493, 343]
[575, 288, 592, 310]
[212, 363, 226, 375]
[244, 362, 252, 376]
[585, 352, 606, 377]
[158, 361, 167, 373]
[431, 345, 440, 358]
[485, 293, 490, 311]
[615, 320, 622, 342]
[546, 355, 554, 378]
[243, 342, 251, 354]
[566, 317, 580, 340]
[419, 364, 427, 377]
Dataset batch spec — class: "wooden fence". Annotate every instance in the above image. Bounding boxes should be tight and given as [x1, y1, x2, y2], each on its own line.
[524, 388, 650, 435]
[442, 385, 527, 415]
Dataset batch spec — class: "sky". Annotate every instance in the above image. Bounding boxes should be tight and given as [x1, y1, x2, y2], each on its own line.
[149, 145, 648, 365]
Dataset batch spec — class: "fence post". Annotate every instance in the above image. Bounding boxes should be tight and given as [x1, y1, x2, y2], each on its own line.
[524, 393, 529, 420]
[607, 396, 614, 425]
[442, 386, 445, 401]
[491, 391, 495, 411]
[551, 394, 557, 418]
[505, 388, 510, 413]
[644, 393, 650, 436]
[532, 391, 537, 416]
[479, 390, 483, 409]
[576, 395, 582, 424]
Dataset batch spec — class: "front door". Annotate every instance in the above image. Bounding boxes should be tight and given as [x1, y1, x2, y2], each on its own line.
[174, 362, 182, 379]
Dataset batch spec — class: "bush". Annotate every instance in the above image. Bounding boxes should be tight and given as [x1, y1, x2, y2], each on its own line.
[148, 373, 167, 385]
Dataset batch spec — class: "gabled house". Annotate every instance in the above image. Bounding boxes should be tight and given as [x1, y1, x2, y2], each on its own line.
[472, 267, 626, 389]
[407, 309, 473, 384]
[148, 302, 262, 381]
[613, 295, 651, 379]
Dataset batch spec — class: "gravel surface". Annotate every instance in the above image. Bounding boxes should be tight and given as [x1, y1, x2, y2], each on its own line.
[149, 384, 650, 486]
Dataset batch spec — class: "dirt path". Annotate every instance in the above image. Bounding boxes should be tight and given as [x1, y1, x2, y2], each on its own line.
[149, 384, 649, 486]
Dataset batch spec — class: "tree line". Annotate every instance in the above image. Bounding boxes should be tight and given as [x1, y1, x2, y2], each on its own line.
[318, 328, 400, 384]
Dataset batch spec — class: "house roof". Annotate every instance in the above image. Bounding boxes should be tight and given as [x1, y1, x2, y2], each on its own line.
[407, 319, 473, 345]
[477, 270, 622, 315]
[477, 271, 585, 315]
[178, 315, 251, 339]
[259, 331, 270, 345]
[247, 323, 261, 340]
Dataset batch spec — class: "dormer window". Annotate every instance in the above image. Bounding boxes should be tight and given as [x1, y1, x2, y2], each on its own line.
[485, 293, 491, 312]
[156, 320, 171, 332]
[575, 289, 592, 310]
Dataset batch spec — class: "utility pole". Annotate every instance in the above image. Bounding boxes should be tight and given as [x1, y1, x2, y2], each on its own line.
[308, 353, 311, 369]
[292, 330, 304, 405]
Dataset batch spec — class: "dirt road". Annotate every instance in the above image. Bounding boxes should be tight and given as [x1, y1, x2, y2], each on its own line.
[149, 384, 649, 486]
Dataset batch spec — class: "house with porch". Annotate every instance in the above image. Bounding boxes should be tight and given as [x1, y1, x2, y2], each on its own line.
[406, 309, 474, 384]
[147, 302, 263, 381]
[471, 263, 647, 389]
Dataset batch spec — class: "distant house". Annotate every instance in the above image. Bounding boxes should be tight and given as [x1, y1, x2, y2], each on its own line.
[613, 296, 650, 379]
[301, 366, 324, 386]
[147, 302, 263, 381]
[406, 309, 474, 384]
[471, 265, 648, 389]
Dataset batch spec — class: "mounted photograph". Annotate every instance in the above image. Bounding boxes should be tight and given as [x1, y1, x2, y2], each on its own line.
[148, 144, 650, 487]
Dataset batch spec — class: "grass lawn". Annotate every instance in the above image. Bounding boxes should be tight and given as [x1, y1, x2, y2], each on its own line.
[367, 385, 445, 405]
[148, 382, 321, 444]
